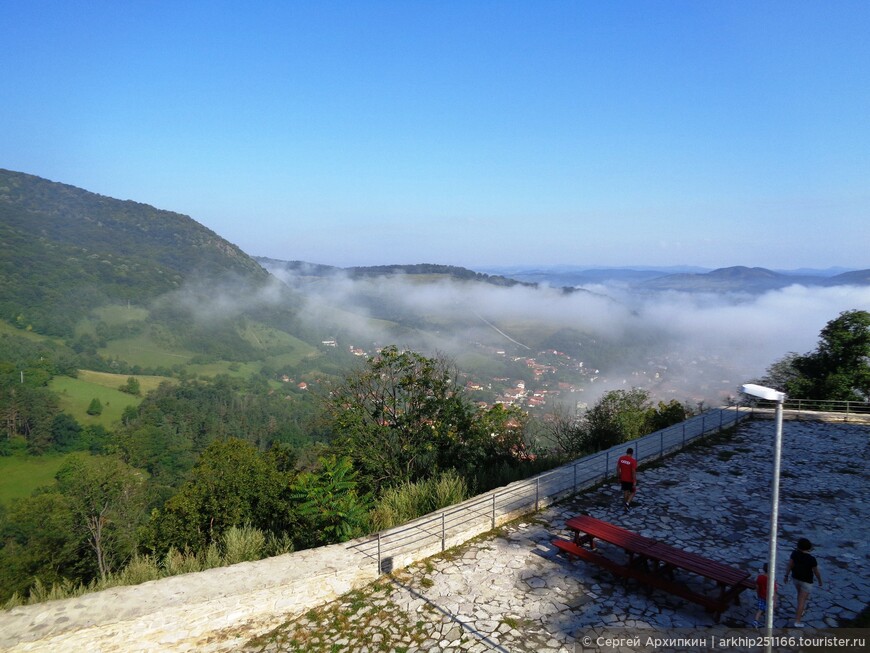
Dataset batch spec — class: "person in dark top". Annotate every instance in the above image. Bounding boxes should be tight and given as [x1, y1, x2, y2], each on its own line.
[783, 537, 823, 628]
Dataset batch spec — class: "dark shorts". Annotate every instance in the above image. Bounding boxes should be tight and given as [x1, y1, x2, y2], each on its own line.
[621, 481, 635, 492]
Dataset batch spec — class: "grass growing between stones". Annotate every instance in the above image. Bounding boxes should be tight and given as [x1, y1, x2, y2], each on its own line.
[245, 580, 434, 653]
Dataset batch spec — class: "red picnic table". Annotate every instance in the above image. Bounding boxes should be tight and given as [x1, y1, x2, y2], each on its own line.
[553, 514, 754, 622]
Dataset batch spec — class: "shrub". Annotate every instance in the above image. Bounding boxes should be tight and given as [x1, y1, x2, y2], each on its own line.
[163, 546, 202, 576]
[370, 471, 469, 530]
[265, 532, 295, 557]
[222, 524, 265, 565]
[116, 554, 161, 585]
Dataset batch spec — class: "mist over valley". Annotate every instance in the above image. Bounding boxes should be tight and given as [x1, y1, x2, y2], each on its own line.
[258, 258, 870, 408]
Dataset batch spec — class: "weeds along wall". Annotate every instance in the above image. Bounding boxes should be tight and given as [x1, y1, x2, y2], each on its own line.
[0, 408, 748, 653]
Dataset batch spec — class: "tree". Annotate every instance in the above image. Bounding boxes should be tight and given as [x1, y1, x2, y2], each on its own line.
[0, 491, 80, 601]
[781, 310, 870, 401]
[148, 438, 291, 553]
[546, 404, 588, 458]
[54, 453, 147, 580]
[584, 388, 654, 450]
[466, 403, 532, 466]
[50, 413, 83, 451]
[86, 398, 103, 416]
[290, 455, 370, 548]
[646, 399, 691, 432]
[119, 376, 141, 396]
[756, 352, 803, 391]
[0, 381, 60, 453]
[325, 346, 474, 490]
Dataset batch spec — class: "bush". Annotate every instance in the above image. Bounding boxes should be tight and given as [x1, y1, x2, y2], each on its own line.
[86, 398, 103, 415]
[264, 532, 295, 557]
[222, 524, 265, 564]
[370, 471, 469, 530]
[163, 546, 203, 576]
[116, 554, 161, 585]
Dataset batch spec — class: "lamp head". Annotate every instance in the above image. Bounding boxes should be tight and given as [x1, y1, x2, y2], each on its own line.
[741, 383, 786, 402]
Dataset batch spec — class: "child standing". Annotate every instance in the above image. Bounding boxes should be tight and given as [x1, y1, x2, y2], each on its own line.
[752, 563, 778, 628]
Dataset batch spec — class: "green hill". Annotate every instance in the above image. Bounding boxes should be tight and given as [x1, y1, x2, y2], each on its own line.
[0, 168, 640, 408]
[0, 169, 268, 337]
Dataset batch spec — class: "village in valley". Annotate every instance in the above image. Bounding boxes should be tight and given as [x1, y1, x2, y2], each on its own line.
[278, 337, 739, 416]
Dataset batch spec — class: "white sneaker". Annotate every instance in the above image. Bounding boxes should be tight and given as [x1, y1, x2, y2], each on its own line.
[793, 621, 805, 628]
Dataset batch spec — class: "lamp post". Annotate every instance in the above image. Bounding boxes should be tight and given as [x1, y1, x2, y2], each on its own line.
[742, 383, 786, 642]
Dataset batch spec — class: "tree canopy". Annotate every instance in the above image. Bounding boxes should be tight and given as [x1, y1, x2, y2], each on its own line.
[759, 310, 870, 402]
[323, 346, 536, 493]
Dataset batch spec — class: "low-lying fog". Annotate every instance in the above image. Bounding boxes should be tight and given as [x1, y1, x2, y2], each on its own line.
[250, 265, 870, 405]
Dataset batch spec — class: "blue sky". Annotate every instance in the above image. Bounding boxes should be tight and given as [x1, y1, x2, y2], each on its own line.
[3, 1, 869, 270]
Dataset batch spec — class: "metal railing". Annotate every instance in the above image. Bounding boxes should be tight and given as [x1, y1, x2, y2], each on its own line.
[350, 406, 751, 574]
[781, 398, 870, 415]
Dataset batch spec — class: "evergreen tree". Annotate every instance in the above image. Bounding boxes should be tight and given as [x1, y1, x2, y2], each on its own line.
[86, 398, 103, 416]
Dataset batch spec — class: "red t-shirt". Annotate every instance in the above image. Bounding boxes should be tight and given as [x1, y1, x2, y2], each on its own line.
[756, 573, 778, 598]
[617, 455, 637, 482]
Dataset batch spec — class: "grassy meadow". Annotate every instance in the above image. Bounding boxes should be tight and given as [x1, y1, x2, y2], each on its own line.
[99, 333, 195, 369]
[49, 375, 142, 427]
[0, 452, 69, 504]
[76, 370, 172, 395]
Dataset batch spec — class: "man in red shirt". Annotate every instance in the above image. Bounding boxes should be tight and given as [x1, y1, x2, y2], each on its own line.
[616, 447, 637, 510]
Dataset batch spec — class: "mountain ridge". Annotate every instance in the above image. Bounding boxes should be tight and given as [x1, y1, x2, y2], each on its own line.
[481, 263, 870, 293]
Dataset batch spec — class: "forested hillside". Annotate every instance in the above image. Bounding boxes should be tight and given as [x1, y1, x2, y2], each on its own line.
[0, 169, 268, 336]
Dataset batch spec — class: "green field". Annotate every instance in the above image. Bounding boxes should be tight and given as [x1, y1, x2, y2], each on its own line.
[0, 453, 70, 504]
[76, 370, 173, 394]
[186, 360, 265, 378]
[99, 332, 195, 368]
[49, 376, 142, 427]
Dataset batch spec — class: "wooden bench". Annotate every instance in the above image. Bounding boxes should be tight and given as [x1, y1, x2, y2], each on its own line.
[554, 515, 753, 622]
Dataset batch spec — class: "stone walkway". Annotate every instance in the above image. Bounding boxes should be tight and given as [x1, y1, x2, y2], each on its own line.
[242, 420, 869, 653]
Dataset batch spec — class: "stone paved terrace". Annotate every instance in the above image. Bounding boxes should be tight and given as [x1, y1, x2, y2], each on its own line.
[241, 419, 869, 653]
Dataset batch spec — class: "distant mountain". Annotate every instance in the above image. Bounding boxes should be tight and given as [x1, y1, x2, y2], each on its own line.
[482, 264, 869, 294]
[827, 269, 870, 286]
[475, 265, 708, 287]
[640, 266, 870, 293]
[256, 258, 537, 289]
[775, 267, 857, 277]
[0, 169, 268, 335]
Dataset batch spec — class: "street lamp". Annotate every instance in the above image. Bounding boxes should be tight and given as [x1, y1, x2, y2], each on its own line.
[742, 383, 786, 640]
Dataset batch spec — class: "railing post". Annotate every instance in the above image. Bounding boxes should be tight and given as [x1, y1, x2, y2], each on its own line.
[605, 450, 610, 480]
[377, 532, 381, 574]
[719, 409, 723, 431]
[682, 421, 686, 447]
[701, 415, 706, 435]
[535, 477, 540, 511]
[491, 493, 496, 529]
[441, 512, 446, 552]
[573, 462, 577, 492]
[660, 430, 664, 458]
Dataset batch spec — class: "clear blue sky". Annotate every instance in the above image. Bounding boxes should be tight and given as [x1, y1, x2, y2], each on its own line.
[3, 1, 869, 270]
